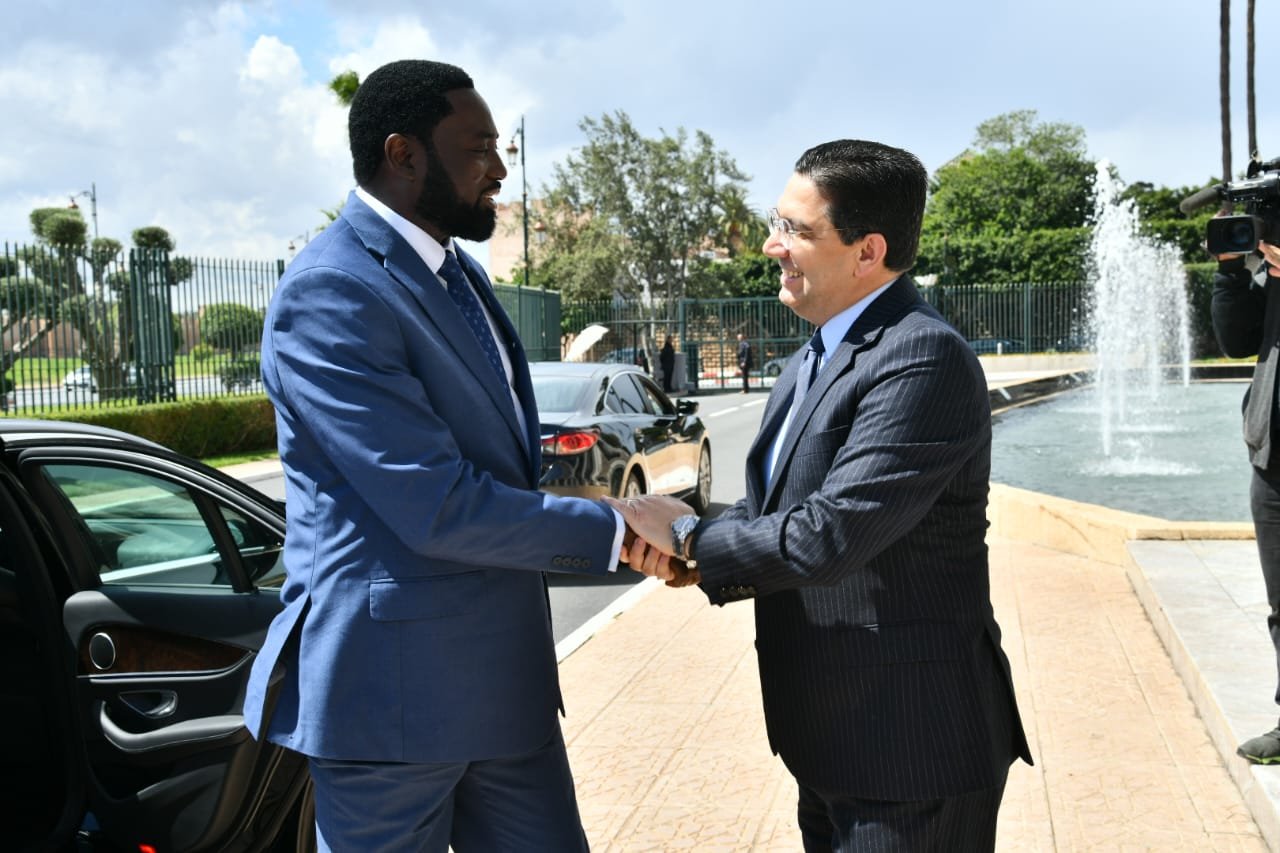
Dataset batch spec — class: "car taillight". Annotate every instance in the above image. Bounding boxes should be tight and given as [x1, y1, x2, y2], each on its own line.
[542, 430, 599, 455]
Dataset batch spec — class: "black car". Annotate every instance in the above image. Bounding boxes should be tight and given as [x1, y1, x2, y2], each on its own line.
[0, 420, 312, 852]
[530, 362, 712, 512]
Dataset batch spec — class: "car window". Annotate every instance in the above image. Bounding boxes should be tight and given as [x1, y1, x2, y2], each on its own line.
[39, 463, 281, 589]
[604, 375, 649, 415]
[531, 376, 587, 413]
[635, 375, 675, 416]
[219, 504, 286, 587]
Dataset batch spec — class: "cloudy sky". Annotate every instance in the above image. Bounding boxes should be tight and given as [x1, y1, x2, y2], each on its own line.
[4, 0, 1277, 273]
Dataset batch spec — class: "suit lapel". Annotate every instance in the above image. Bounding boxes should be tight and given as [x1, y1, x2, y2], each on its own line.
[340, 195, 530, 462]
[456, 249, 542, 477]
[745, 350, 802, 512]
[760, 277, 920, 510]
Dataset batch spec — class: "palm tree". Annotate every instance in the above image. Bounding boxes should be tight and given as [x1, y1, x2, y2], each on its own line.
[716, 186, 768, 257]
[1220, 0, 1232, 196]
[320, 71, 361, 227]
[1247, 0, 1257, 161]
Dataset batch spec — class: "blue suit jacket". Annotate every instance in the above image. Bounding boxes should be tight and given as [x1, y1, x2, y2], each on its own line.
[244, 192, 617, 763]
[695, 277, 1032, 802]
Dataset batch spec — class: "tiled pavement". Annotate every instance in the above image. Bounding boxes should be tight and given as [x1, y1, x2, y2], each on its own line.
[228, 366, 1280, 849]
[558, 535, 1270, 851]
[553, 367, 1280, 851]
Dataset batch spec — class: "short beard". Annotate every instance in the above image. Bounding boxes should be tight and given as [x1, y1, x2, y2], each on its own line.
[415, 148, 497, 242]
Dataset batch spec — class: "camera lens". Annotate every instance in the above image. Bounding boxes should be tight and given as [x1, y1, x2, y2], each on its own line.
[1230, 222, 1255, 247]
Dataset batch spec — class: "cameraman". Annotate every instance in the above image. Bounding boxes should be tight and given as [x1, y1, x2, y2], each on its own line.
[1212, 238, 1280, 763]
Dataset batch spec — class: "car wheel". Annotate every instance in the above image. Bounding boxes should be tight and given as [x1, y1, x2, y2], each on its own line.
[686, 444, 712, 513]
[622, 471, 644, 499]
[765, 363, 781, 378]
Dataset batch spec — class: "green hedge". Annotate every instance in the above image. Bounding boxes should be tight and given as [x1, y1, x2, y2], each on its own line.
[46, 395, 277, 459]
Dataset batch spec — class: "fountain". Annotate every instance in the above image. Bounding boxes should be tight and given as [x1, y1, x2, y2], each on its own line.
[1087, 160, 1193, 458]
[988, 163, 1251, 522]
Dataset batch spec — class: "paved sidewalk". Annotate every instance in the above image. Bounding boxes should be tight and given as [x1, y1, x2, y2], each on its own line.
[557, 536, 1267, 851]
[554, 368, 1274, 851]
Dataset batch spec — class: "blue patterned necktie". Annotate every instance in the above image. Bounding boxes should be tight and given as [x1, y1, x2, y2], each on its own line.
[794, 329, 825, 404]
[438, 250, 506, 383]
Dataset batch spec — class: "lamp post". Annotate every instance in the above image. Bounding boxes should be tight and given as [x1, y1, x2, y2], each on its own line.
[68, 182, 98, 241]
[507, 116, 539, 355]
[505, 117, 531, 292]
[288, 230, 310, 258]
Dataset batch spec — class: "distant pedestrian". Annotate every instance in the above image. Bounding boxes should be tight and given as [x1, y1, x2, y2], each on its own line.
[737, 333, 752, 393]
[660, 335, 676, 393]
[634, 347, 650, 375]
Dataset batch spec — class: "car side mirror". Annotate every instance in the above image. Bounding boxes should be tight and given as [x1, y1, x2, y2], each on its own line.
[675, 399, 698, 416]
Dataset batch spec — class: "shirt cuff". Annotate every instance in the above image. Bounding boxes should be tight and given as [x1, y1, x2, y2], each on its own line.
[607, 507, 625, 572]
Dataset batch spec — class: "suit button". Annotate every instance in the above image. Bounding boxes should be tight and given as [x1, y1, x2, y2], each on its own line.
[552, 556, 564, 567]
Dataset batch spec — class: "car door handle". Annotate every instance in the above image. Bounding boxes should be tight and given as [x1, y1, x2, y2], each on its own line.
[120, 689, 178, 719]
[97, 702, 247, 755]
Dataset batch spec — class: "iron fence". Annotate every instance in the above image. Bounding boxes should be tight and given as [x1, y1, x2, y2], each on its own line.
[0, 237, 1084, 412]
[920, 281, 1089, 354]
[0, 243, 565, 415]
[559, 281, 1092, 392]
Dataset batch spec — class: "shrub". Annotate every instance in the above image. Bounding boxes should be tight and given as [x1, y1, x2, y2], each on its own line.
[49, 396, 276, 459]
[189, 343, 215, 362]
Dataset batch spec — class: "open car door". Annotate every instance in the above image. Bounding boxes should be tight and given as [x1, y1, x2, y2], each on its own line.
[16, 445, 311, 852]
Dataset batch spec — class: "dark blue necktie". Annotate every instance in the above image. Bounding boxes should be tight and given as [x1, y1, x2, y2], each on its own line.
[438, 251, 506, 383]
[794, 329, 825, 403]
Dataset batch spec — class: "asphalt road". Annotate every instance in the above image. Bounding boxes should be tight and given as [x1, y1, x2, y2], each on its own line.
[231, 387, 772, 644]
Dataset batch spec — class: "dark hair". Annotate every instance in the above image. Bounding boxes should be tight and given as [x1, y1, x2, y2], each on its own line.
[794, 140, 927, 271]
[348, 60, 474, 185]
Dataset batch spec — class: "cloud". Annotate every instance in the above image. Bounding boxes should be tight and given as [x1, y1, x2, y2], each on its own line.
[4, 0, 1279, 273]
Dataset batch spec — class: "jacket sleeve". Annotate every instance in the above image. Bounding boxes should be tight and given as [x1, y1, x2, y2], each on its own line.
[265, 264, 618, 576]
[693, 329, 988, 601]
[1212, 256, 1268, 358]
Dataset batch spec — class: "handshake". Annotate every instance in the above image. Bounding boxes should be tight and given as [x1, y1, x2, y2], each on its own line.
[605, 494, 703, 588]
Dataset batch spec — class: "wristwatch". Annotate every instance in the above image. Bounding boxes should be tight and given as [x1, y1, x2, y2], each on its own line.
[671, 514, 700, 567]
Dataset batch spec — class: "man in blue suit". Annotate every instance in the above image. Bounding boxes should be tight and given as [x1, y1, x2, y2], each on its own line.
[617, 140, 1032, 851]
[243, 60, 622, 851]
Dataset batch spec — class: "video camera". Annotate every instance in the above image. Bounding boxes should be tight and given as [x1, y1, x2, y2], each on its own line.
[1180, 157, 1280, 255]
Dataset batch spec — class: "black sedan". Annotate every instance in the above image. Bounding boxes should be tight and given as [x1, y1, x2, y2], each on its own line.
[0, 420, 312, 852]
[530, 362, 712, 512]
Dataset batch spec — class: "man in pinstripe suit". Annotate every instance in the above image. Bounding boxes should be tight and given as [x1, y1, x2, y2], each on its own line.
[615, 139, 1032, 852]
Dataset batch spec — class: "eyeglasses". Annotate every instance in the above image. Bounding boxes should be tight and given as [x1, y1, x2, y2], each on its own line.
[767, 208, 866, 250]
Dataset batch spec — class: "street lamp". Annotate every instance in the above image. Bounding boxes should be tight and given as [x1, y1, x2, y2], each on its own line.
[508, 116, 547, 355]
[505, 117, 532, 292]
[288, 231, 310, 257]
[68, 182, 99, 241]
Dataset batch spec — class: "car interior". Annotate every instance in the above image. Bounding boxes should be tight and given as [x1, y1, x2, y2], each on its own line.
[0, 483, 82, 849]
[0, 446, 303, 851]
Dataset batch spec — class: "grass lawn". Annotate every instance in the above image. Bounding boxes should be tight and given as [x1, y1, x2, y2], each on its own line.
[6, 354, 223, 387]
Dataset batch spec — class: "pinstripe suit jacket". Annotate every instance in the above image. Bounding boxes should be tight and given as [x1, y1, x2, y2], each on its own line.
[695, 276, 1032, 801]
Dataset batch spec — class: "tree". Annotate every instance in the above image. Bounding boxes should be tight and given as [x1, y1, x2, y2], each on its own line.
[1248, 0, 1257, 160]
[201, 302, 263, 358]
[1221, 0, 1233, 193]
[685, 253, 780, 299]
[538, 112, 750, 312]
[714, 186, 770, 257]
[320, 71, 362, 227]
[1120, 180, 1220, 263]
[3, 216, 190, 399]
[916, 110, 1096, 284]
[330, 70, 359, 107]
